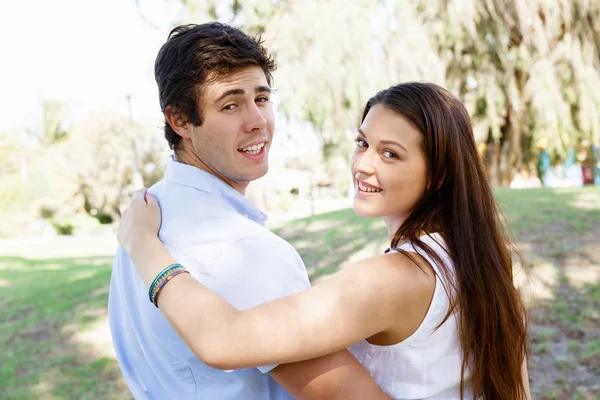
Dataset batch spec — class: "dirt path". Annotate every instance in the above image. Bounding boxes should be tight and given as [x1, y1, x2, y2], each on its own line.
[520, 226, 600, 399]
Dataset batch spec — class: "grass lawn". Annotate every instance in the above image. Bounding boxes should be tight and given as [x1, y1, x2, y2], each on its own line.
[0, 236, 129, 400]
[1, 186, 599, 399]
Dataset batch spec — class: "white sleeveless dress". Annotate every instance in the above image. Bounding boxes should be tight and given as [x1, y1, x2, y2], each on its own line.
[349, 233, 474, 399]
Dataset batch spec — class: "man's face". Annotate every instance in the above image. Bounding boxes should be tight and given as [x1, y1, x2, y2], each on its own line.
[187, 66, 275, 194]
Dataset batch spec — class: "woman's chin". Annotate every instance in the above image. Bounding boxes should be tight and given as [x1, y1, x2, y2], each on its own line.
[352, 203, 380, 218]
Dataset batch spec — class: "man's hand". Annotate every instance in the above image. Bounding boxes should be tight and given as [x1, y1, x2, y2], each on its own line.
[270, 350, 391, 400]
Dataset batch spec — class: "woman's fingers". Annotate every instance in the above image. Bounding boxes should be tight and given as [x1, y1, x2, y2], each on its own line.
[146, 192, 159, 208]
[133, 188, 148, 204]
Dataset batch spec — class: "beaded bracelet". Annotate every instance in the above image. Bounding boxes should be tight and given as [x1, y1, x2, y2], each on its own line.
[152, 269, 189, 307]
[148, 263, 190, 307]
[148, 263, 182, 302]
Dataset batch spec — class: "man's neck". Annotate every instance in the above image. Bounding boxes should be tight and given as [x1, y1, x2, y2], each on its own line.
[174, 149, 248, 196]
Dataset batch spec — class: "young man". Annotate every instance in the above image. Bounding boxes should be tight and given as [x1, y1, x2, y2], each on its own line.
[108, 23, 388, 399]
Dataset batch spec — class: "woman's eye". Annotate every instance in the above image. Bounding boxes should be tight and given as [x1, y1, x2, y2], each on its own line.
[256, 97, 269, 103]
[223, 104, 237, 111]
[383, 150, 397, 159]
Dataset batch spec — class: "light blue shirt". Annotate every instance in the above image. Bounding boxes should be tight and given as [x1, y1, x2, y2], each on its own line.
[108, 156, 311, 399]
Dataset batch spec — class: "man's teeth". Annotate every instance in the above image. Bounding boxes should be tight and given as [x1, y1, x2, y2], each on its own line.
[359, 182, 382, 192]
[240, 143, 265, 155]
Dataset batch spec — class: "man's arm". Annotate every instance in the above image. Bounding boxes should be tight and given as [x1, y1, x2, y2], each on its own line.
[270, 350, 391, 400]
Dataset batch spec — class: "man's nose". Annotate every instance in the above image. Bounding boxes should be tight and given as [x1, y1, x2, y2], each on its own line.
[244, 103, 267, 132]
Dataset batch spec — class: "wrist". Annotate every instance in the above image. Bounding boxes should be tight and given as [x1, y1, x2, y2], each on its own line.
[128, 234, 161, 266]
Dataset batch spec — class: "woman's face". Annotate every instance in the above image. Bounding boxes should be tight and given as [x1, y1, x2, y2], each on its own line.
[351, 104, 428, 233]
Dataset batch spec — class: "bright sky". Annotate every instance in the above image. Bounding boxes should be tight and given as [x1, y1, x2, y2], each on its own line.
[0, 0, 321, 162]
[0, 0, 181, 131]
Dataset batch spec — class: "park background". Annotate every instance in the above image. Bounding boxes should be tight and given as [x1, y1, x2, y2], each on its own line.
[1, 0, 599, 398]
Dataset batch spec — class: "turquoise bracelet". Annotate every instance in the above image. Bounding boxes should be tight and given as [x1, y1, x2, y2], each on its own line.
[152, 269, 189, 307]
[148, 263, 185, 304]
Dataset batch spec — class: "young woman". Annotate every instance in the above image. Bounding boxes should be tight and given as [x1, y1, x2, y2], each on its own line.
[118, 82, 531, 399]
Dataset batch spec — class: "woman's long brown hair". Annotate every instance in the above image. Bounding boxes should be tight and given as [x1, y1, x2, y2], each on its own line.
[362, 82, 528, 399]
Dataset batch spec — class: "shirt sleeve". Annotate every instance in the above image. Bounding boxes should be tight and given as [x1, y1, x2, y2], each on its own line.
[201, 235, 311, 374]
[208, 235, 311, 307]
[161, 240, 210, 286]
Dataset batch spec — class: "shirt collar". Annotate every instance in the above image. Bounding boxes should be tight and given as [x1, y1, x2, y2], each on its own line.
[164, 155, 268, 224]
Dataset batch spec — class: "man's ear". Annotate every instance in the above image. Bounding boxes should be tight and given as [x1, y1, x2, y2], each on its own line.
[165, 105, 194, 139]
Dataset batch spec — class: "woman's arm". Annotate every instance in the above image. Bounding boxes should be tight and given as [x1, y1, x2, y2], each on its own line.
[119, 189, 434, 370]
[130, 235, 433, 369]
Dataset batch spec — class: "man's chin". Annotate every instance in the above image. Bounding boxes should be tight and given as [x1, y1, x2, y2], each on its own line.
[241, 164, 269, 183]
[252, 162, 269, 178]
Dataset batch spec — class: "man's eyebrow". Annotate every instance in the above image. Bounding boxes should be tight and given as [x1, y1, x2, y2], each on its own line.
[214, 89, 245, 103]
[214, 86, 272, 104]
[256, 86, 271, 94]
[357, 128, 408, 153]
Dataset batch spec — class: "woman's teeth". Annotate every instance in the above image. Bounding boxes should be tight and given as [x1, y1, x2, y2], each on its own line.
[358, 182, 382, 192]
[240, 143, 265, 155]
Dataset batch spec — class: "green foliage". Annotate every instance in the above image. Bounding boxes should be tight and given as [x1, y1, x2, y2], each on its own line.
[51, 113, 166, 223]
[415, 0, 600, 184]
[178, 0, 600, 187]
[0, 110, 166, 237]
[52, 222, 74, 236]
[39, 205, 56, 220]
[40, 100, 69, 146]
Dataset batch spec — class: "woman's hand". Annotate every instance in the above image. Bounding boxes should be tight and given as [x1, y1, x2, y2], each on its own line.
[118, 188, 162, 258]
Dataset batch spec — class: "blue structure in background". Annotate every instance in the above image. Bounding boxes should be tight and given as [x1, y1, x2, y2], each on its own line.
[540, 146, 600, 188]
[540, 147, 591, 188]
[565, 147, 575, 168]
[540, 150, 551, 175]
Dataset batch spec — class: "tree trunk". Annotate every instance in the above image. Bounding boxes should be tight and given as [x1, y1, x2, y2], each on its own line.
[498, 104, 524, 186]
[485, 132, 501, 186]
[491, 66, 528, 186]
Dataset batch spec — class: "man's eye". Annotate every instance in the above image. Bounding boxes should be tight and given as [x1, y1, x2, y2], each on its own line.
[256, 97, 269, 103]
[355, 138, 367, 148]
[223, 104, 237, 110]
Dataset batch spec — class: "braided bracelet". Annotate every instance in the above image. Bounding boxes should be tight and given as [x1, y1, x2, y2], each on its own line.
[148, 263, 182, 302]
[148, 263, 190, 307]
